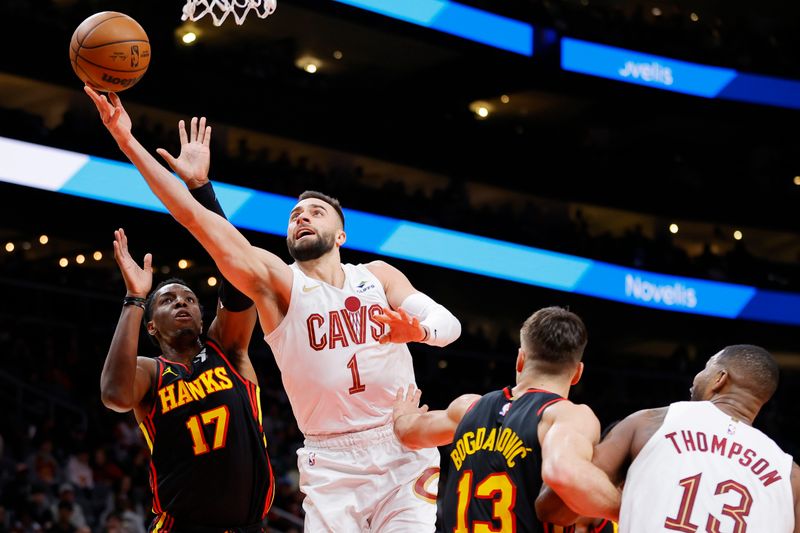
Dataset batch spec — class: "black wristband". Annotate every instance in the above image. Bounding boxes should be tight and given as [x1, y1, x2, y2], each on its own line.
[123, 296, 146, 310]
[188, 181, 253, 312]
[189, 182, 227, 220]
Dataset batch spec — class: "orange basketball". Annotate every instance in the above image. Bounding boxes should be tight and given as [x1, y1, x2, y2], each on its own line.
[69, 12, 150, 92]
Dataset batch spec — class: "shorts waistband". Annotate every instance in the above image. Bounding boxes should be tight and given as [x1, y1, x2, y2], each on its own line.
[304, 422, 395, 450]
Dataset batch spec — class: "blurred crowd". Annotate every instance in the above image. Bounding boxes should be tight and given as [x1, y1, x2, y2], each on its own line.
[1, 102, 798, 293]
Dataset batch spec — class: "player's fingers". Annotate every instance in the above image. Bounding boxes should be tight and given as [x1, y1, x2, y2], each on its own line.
[372, 314, 389, 325]
[420, 404, 429, 413]
[84, 85, 102, 107]
[156, 148, 179, 171]
[119, 227, 128, 247]
[379, 332, 391, 345]
[413, 388, 422, 405]
[396, 388, 404, 400]
[108, 92, 120, 106]
[198, 117, 207, 143]
[143, 253, 152, 272]
[178, 120, 188, 145]
[190, 117, 198, 142]
[405, 383, 416, 400]
[204, 126, 212, 147]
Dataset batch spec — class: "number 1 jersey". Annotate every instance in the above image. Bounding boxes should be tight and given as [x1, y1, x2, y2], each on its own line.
[620, 401, 794, 532]
[265, 263, 418, 436]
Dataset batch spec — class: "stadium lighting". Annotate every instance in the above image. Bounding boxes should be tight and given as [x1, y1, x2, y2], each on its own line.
[178, 259, 189, 269]
[208, 276, 218, 287]
[733, 230, 743, 241]
[59, 258, 68, 267]
[669, 223, 679, 234]
[4, 242, 14, 252]
[93, 251, 103, 261]
[39, 235, 48, 244]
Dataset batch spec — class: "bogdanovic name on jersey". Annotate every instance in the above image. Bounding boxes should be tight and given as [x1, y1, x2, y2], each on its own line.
[158, 367, 234, 414]
[664, 429, 783, 487]
[451, 427, 533, 471]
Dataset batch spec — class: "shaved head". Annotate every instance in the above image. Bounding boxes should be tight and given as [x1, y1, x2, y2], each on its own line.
[715, 344, 779, 403]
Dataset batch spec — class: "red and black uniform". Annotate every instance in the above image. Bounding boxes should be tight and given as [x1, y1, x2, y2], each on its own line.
[439, 387, 574, 533]
[138, 339, 273, 532]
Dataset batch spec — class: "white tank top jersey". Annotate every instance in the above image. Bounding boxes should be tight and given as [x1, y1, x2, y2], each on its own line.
[265, 263, 417, 436]
[620, 401, 794, 532]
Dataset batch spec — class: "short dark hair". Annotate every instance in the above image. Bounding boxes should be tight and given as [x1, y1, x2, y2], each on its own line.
[716, 344, 779, 402]
[299, 190, 345, 228]
[144, 278, 192, 322]
[520, 306, 588, 368]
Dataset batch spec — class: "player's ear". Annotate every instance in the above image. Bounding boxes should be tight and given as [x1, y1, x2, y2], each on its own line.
[570, 362, 584, 386]
[336, 229, 346, 247]
[146, 320, 156, 337]
[710, 369, 728, 393]
[516, 349, 525, 373]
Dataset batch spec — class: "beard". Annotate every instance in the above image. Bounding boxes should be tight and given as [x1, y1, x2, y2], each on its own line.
[287, 232, 335, 261]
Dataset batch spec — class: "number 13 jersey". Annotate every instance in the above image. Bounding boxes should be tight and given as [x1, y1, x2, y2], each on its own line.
[265, 263, 417, 436]
[620, 401, 794, 532]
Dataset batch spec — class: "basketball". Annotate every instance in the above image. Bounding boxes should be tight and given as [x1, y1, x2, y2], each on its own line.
[69, 12, 150, 92]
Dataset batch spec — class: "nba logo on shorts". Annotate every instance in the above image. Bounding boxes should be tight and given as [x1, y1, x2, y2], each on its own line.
[308, 452, 316, 466]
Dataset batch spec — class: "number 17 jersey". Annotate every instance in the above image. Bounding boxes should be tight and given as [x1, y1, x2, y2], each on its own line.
[620, 401, 794, 532]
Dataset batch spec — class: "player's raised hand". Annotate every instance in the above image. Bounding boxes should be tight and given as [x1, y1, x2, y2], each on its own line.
[373, 307, 426, 344]
[113, 228, 152, 299]
[156, 116, 212, 189]
[392, 384, 429, 424]
[84, 87, 132, 140]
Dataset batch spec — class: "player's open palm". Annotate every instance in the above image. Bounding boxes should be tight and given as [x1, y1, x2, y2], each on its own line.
[113, 228, 152, 298]
[374, 307, 425, 344]
[393, 384, 429, 423]
[84, 87, 132, 141]
[157, 116, 212, 189]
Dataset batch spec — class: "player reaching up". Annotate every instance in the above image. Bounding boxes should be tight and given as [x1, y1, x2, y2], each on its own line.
[86, 87, 461, 531]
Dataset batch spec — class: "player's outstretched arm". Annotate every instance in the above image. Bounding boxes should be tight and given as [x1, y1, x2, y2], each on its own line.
[159, 116, 258, 382]
[392, 385, 480, 449]
[536, 402, 621, 524]
[85, 88, 292, 331]
[368, 260, 461, 347]
[101, 229, 157, 413]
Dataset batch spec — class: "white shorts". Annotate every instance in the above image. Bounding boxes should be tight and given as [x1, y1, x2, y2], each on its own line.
[297, 422, 440, 532]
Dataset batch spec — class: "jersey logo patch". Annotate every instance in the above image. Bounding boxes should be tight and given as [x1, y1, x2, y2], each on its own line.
[355, 280, 376, 294]
[307, 452, 316, 466]
[302, 284, 321, 293]
[162, 367, 179, 378]
[499, 402, 511, 416]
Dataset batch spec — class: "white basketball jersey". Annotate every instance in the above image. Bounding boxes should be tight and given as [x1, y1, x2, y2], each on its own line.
[620, 401, 794, 532]
[265, 263, 417, 436]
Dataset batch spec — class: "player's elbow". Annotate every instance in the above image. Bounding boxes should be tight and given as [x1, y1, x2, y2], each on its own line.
[100, 388, 134, 413]
[541, 458, 581, 495]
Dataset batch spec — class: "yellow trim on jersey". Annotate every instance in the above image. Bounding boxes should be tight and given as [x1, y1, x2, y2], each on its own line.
[151, 512, 167, 532]
[256, 385, 264, 422]
[139, 421, 153, 453]
[613, 522, 619, 533]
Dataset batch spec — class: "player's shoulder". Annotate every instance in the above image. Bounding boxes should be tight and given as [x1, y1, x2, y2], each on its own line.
[544, 400, 599, 425]
[364, 259, 394, 274]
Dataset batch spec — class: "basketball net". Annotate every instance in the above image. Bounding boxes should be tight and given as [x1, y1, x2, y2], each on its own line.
[182, 0, 277, 26]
